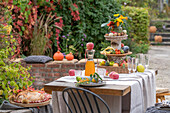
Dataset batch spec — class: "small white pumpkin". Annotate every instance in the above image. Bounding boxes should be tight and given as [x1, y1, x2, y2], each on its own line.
[109, 33, 114, 36]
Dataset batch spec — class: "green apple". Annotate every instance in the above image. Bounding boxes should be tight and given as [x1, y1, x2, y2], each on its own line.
[109, 61, 114, 66]
[76, 76, 82, 82]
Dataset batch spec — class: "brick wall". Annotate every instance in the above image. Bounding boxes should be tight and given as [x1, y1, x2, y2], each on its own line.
[21, 61, 85, 89]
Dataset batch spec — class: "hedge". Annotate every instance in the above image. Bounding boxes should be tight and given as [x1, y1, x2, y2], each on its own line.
[55, 0, 122, 59]
[122, 6, 150, 54]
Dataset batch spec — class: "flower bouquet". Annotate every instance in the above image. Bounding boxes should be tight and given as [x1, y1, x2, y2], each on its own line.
[101, 14, 128, 36]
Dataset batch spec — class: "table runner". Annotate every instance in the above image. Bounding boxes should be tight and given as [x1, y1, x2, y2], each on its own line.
[52, 70, 156, 113]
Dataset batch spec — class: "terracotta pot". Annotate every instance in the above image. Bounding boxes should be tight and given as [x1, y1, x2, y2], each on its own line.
[154, 36, 162, 42]
[149, 26, 157, 33]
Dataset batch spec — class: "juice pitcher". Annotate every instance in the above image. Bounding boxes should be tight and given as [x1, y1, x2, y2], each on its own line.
[85, 42, 95, 76]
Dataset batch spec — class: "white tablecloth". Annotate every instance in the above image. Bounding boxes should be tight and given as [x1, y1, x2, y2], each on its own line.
[52, 70, 156, 113]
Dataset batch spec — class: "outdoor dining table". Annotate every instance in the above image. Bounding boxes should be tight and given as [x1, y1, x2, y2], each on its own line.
[44, 70, 156, 113]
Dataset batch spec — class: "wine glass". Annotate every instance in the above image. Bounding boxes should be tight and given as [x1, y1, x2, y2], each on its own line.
[144, 54, 149, 70]
[127, 56, 132, 74]
[136, 53, 143, 65]
[132, 58, 138, 75]
[75, 70, 82, 76]
[95, 68, 106, 79]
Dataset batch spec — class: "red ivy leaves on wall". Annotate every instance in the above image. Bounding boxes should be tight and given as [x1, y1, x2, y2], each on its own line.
[55, 18, 63, 51]
[5, 0, 81, 56]
[8, 0, 62, 55]
[70, 3, 80, 21]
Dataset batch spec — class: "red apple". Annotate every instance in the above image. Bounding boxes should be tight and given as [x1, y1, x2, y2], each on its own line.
[121, 43, 124, 48]
[109, 71, 119, 79]
[86, 42, 94, 50]
[120, 62, 127, 67]
[69, 69, 75, 76]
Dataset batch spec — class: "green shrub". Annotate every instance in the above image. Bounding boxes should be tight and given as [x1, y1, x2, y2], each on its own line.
[122, 6, 150, 54]
[55, 0, 122, 59]
[0, 5, 34, 104]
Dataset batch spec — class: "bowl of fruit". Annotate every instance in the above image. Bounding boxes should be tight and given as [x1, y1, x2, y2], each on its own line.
[98, 60, 129, 74]
[100, 45, 132, 56]
[76, 73, 106, 87]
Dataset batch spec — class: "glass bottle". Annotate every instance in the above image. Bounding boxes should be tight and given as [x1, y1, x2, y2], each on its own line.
[85, 49, 95, 76]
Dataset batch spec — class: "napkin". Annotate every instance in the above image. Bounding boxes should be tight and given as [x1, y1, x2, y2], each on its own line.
[55, 76, 76, 83]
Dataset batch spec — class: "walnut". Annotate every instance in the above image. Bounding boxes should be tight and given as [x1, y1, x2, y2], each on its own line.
[9, 95, 16, 101]
[22, 99, 29, 104]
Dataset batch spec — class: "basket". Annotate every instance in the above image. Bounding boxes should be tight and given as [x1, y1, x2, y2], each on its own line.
[97, 65, 129, 74]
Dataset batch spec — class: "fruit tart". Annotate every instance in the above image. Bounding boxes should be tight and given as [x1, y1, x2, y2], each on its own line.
[9, 87, 51, 104]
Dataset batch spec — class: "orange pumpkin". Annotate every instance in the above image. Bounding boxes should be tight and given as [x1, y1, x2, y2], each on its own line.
[53, 51, 64, 61]
[154, 35, 162, 42]
[66, 52, 74, 61]
[149, 26, 157, 33]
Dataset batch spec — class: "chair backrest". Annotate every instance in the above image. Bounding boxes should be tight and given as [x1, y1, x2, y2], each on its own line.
[62, 87, 110, 113]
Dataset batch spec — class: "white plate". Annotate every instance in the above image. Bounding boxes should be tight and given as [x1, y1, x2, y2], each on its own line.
[79, 81, 106, 87]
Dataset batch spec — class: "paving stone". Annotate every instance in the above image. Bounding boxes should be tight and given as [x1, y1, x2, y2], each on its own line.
[148, 46, 170, 88]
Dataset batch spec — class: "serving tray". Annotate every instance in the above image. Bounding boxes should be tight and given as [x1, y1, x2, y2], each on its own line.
[104, 35, 128, 41]
[9, 99, 51, 107]
[100, 51, 132, 57]
[79, 81, 106, 87]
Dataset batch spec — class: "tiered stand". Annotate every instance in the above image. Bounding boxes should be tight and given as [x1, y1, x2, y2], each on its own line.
[97, 35, 132, 73]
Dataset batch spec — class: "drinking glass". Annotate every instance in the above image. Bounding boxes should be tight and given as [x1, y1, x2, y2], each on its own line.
[127, 57, 132, 74]
[132, 58, 138, 75]
[136, 53, 143, 65]
[144, 54, 149, 70]
[75, 70, 82, 76]
[95, 68, 106, 79]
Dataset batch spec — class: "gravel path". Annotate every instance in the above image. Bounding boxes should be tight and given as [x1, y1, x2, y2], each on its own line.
[148, 46, 170, 89]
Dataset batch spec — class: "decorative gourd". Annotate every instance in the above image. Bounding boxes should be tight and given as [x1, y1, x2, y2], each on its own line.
[53, 51, 64, 61]
[154, 36, 162, 43]
[149, 26, 157, 33]
[66, 52, 74, 61]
